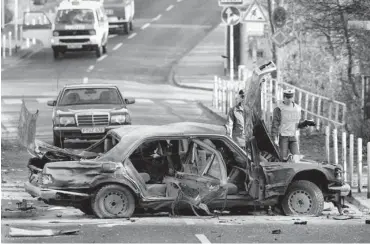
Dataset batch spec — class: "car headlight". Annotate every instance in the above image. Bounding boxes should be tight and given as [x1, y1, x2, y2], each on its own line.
[56, 116, 75, 126]
[53, 31, 59, 36]
[89, 29, 96, 35]
[111, 114, 126, 124]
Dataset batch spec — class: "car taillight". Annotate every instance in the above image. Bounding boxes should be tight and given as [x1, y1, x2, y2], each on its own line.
[53, 31, 59, 36]
[89, 29, 96, 35]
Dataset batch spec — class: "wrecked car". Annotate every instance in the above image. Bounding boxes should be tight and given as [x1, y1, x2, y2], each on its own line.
[24, 121, 351, 218]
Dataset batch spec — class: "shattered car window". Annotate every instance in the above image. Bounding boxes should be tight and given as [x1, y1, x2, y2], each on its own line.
[85, 133, 120, 155]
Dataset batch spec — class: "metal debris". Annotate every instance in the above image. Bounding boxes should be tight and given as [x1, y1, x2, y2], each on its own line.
[365, 220, 370, 224]
[294, 221, 307, 225]
[272, 229, 281, 234]
[16, 200, 34, 211]
[9, 227, 80, 237]
[56, 213, 62, 218]
[333, 215, 353, 220]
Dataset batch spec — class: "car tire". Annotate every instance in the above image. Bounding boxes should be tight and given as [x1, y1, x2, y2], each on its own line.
[281, 180, 324, 216]
[77, 200, 94, 215]
[96, 45, 102, 58]
[102, 45, 107, 54]
[124, 22, 129, 35]
[53, 133, 64, 148]
[92, 184, 135, 218]
[129, 21, 133, 31]
[53, 50, 59, 59]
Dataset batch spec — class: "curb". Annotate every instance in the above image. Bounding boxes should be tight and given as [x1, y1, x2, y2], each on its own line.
[197, 101, 226, 122]
[171, 70, 214, 91]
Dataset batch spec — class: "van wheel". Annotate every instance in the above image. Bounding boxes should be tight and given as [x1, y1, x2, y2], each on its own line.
[53, 133, 64, 148]
[102, 45, 107, 54]
[96, 45, 102, 58]
[92, 184, 135, 218]
[281, 180, 324, 216]
[124, 22, 129, 34]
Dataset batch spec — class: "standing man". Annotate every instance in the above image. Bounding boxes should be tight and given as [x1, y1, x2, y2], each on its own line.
[225, 90, 247, 150]
[271, 89, 302, 161]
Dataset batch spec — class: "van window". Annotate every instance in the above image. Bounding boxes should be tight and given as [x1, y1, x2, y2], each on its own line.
[55, 9, 95, 24]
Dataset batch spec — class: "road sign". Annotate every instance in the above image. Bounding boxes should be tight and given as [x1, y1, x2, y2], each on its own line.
[218, 0, 244, 7]
[221, 6, 241, 26]
[271, 30, 288, 48]
[348, 20, 370, 30]
[272, 6, 287, 28]
[242, 0, 267, 23]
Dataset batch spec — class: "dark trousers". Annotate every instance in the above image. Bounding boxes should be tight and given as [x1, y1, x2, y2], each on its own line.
[279, 135, 299, 160]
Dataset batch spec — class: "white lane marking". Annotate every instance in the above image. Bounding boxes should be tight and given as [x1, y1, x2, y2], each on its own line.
[83, 77, 89, 83]
[195, 234, 211, 244]
[177, 0, 182, 2]
[87, 65, 95, 72]
[152, 14, 162, 21]
[135, 98, 154, 104]
[3, 99, 22, 104]
[113, 43, 123, 51]
[36, 98, 54, 103]
[141, 23, 151, 30]
[166, 5, 174, 11]
[97, 54, 108, 62]
[128, 33, 137, 39]
[108, 34, 117, 39]
[165, 100, 187, 104]
[98, 223, 130, 227]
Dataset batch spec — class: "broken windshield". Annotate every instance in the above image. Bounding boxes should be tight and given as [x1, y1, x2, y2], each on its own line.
[55, 9, 95, 25]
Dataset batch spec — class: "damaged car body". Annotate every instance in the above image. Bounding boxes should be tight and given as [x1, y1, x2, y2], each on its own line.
[25, 121, 351, 218]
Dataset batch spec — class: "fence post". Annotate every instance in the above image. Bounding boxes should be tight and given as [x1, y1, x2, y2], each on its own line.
[217, 77, 222, 110]
[325, 126, 330, 163]
[335, 103, 339, 123]
[317, 97, 322, 130]
[349, 134, 354, 187]
[357, 138, 363, 192]
[213, 76, 218, 108]
[222, 79, 226, 114]
[333, 128, 338, 165]
[8, 31, 12, 56]
[342, 131, 347, 182]
[2, 35, 6, 58]
[304, 94, 309, 119]
[367, 142, 370, 199]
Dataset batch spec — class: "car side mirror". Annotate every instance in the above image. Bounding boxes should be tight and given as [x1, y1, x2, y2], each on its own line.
[47, 100, 56, 106]
[124, 98, 135, 105]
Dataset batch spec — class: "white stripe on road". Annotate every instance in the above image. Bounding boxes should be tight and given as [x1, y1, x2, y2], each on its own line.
[152, 14, 162, 21]
[113, 43, 123, 51]
[97, 54, 108, 62]
[36, 98, 53, 103]
[141, 23, 151, 30]
[164, 100, 187, 104]
[87, 65, 95, 72]
[3, 99, 22, 104]
[166, 5, 174, 11]
[135, 98, 154, 104]
[177, 0, 182, 2]
[108, 34, 117, 39]
[128, 33, 137, 39]
[195, 234, 211, 244]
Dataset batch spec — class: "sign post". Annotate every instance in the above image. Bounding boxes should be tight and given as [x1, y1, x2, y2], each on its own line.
[1, 0, 5, 29]
[15, 0, 19, 49]
[221, 6, 241, 82]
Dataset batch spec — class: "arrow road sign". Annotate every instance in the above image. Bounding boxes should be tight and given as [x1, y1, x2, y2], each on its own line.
[221, 6, 241, 26]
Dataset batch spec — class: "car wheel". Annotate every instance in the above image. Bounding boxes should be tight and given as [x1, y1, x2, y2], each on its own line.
[53, 133, 64, 148]
[129, 21, 133, 31]
[124, 22, 129, 34]
[77, 200, 94, 215]
[281, 180, 324, 216]
[53, 50, 59, 59]
[102, 45, 107, 54]
[96, 45, 102, 58]
[92, 184, 135, 218]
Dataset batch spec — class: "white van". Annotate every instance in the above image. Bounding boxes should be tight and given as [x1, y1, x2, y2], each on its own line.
[51, 0, 109, 58]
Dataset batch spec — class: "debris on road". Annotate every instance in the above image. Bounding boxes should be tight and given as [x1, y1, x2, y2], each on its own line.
[16, 199, 34, 211]
[48, 207, 67, 211]
[272, 229, 281, 234]
[294, 221, 307, 225]
[56, 213, 62, 218]
[365, 220, 370, 224]
[333, 215, 353, 220]
[9, 227, 80, 237]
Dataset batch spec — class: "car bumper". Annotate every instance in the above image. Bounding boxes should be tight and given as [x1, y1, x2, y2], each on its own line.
[24, 182, 89, 200]
[328, 183, 351, 196]
[53, 125, 126, 140]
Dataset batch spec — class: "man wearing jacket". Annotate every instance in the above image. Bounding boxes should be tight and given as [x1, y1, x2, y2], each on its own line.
[271, 89, 302, 161]
[225, 90, 247, 150]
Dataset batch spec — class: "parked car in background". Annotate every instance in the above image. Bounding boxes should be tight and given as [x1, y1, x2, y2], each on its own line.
[47, 83, 135, 148]
[24, 121, 350, 219]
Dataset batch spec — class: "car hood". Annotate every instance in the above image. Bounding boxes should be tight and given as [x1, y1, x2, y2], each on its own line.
[55, 104, 128, 113]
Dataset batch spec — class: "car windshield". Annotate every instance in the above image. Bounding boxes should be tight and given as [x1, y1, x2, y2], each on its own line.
[55, 9, 95, 24]
[104, 0, 125, 4]
[58, 88, 123, 106]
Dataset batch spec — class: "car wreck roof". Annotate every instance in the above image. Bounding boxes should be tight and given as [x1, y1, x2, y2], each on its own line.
[97, 122, 226, 162]
[63, 83, 118, 89]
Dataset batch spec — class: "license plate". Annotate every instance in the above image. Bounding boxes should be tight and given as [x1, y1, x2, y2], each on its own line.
[67, 44, 82, 49]
[81, 127, 105, 134]
[105, 9, 114, 15]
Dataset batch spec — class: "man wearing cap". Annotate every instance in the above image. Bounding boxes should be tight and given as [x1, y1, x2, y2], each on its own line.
[225, 90, 247, 150]
[271, 89, 302, 161]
